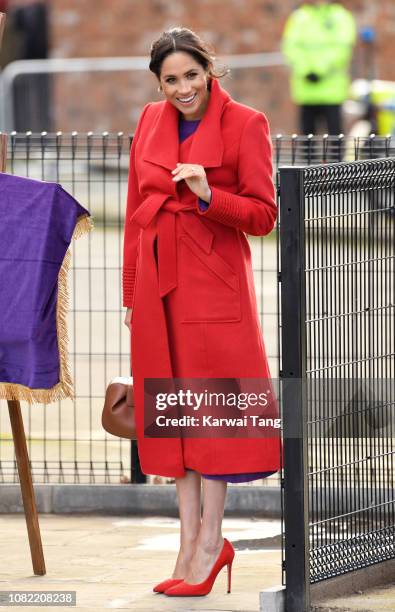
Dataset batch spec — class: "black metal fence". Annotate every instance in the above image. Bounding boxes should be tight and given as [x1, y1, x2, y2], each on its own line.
[0, 133, 394, 486]
[279, 158, 394, 611]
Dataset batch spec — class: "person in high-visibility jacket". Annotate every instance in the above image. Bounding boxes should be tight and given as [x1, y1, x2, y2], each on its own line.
[282, 1, 356, 135]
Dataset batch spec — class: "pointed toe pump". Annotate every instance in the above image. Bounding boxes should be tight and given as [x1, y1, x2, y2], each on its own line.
[153, 578, 183, 593]
[164, 538, 235, 597]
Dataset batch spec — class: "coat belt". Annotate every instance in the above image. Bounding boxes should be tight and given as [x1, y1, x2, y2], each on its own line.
[130, 194, 214, 298]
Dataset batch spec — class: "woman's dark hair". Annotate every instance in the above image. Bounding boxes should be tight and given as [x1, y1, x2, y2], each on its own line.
[149, 27, 229, 81]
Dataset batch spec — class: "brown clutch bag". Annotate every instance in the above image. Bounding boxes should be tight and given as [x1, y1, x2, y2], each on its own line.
[102, 376, 136, 439]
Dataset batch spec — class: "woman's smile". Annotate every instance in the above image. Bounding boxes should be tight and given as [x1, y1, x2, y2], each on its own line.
[176, 93, 198, 105]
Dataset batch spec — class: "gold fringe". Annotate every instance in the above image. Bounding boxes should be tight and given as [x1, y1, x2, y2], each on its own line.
[0, 214, 94, 404]
[72, 213, 94, 240]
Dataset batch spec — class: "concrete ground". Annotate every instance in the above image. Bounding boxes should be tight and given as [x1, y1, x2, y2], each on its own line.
[312, 584, 395, 612]
[0, 514, 282, 612]
[1, 514, 394, 611]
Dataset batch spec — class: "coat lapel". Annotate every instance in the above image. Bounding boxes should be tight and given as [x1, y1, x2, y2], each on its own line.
[142, 99, 179, 170]
[187, 78, 230, 168]
[142, 78, 230, 171]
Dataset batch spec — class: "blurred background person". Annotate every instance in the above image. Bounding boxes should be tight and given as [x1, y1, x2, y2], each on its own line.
[282, 0, 356, 135]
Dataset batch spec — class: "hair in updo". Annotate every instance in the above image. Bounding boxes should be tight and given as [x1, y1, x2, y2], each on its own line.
[149, 27, 229, 81]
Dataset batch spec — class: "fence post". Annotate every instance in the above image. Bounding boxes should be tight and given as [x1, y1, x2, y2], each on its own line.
[279, 167, 310, 612]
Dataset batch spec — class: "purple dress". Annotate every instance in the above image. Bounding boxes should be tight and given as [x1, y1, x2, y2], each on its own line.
[179, 117, 276, 483]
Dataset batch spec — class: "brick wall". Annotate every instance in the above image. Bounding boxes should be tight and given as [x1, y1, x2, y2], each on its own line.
[10, 0, 395, 133]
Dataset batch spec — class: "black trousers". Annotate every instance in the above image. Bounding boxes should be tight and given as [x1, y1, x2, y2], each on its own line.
[300, 104, 343, 135]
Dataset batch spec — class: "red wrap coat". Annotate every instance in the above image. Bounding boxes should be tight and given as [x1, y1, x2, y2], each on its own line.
[122, 78, 281, 477]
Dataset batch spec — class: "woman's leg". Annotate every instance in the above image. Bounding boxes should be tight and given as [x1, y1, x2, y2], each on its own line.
[183, 477, 227, 583]
[172, 469, 202, 578]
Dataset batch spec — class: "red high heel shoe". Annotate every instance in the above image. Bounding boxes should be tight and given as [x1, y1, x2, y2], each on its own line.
[164, 538, 235, 597]
[153, 578, 183, 593]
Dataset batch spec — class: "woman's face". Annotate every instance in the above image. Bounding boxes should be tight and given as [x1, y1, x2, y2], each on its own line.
[159, 51, 210, 121]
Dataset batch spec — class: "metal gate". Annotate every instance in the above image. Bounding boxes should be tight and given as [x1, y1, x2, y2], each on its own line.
[279, 158, 395, 610]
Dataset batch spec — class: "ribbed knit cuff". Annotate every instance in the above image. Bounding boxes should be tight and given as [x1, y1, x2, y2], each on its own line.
[197, 186, 241, 226]
[122, 267, 136, 308]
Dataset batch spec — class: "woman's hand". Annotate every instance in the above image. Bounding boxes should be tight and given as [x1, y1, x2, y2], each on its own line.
[171, 163, 211, 202]
[124, 307, 132, 330]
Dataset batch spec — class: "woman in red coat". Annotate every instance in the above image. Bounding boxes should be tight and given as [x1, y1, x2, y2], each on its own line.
[122, 27, 280, 597]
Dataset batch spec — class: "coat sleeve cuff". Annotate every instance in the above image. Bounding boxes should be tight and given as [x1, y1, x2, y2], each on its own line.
[197, 185, 242, 227]
[122, 266, 136, 308]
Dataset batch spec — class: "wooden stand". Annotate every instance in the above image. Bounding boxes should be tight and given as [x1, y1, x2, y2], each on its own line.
[0, 12, 46, 576]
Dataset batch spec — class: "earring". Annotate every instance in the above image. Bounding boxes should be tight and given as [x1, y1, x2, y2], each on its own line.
[157, 86, 162, 93]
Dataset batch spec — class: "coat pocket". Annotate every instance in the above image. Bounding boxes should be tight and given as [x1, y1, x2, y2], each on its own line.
[179, 234, 241, 323]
